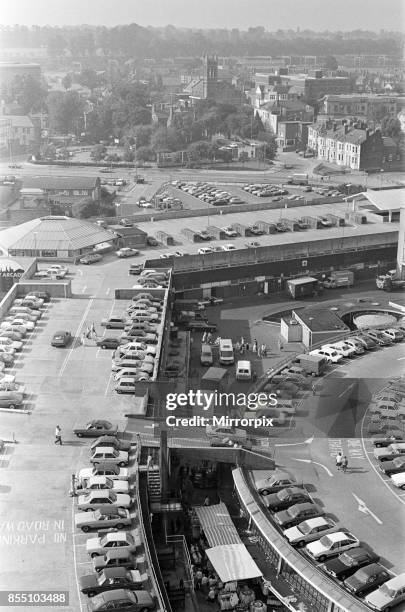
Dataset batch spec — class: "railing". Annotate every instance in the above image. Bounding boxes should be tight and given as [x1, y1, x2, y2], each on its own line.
[133, 445, 171, 612]
[165, 529, 194, 592]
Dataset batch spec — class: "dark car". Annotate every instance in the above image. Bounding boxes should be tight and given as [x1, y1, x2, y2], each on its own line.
[274, 223, 289, 233]
[80, 567, 144, 597]
[51, 331, 72, 347]
[129, 264, 144, 275]
[372, 433, 404, 448]
[344, 564, 391, 598]
[74, 420, 119, 438]
[184, 321, 217, 332]
[248, 226, 264, 236]
[273, 502, 323, 529]
[296, 219, 309, 230]
[355, 334, 378, 350]
[321, 547, 380, 581]
[96, 337, 121, 350]
[264, 487, 311, 513]
[88, 589, 154, 612]
[146, 237, 158, 247]
[90, 436, 132, 453]
[379, 456, 405, 476]
[93, 549, 137, 573]
[363, 331, 391, 346]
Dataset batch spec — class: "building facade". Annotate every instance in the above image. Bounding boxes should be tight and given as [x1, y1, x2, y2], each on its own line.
[308, 122, 383, 170]
[184, 55, 243, 105]
[320, 94, 400, 119]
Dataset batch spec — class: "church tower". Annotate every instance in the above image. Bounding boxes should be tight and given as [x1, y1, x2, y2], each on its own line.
[202, 54, 218, 99]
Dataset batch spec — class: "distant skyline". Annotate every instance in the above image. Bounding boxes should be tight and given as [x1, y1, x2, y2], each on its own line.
[1, 0, 403, 32]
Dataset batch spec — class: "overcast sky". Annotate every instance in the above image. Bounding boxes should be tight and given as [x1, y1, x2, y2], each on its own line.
[1, 0, 403, 31]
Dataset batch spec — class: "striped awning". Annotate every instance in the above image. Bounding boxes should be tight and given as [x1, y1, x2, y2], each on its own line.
[194, 503, 241, 547]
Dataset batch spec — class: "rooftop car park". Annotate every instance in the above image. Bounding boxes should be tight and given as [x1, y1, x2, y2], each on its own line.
[0, 209, 404, 611]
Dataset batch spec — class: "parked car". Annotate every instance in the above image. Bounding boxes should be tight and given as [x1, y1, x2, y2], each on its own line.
[86, 531, 140, 559]
[101, 317, 129, 329]
[0, 337, 22, 351]
[305, 531, 359, 562]
[221, 226, 237, 237]
[80, 253, 103, 265]
[364, 331, 392, 346]
[309, 348, 343, 364]
[256, 473, 296, 496]
[379, 456, 405, 476]
[74, 420, 119, 438]
[326, 551, 381, 588]
[264, 487, 311, 512]
[0, 352, 15, 365]
[51, 331, 72, 347]
[90, 447, 129, 467]
[365, 573, 405, 610]
[324, 341, 356, 358]
[284, 517, 338, 548]
[381, 328, 404, 342]
[9, 317, 34, 331]
[80, 568, 145, 597]
[90, 436, 132, 453]
[75, 508, 132, 533]
[77, 490, 131, 512]
[79, 476, 129, 495]
[76, 465, 129, 487]
[344, 564, 391, 598]
[355, 334, 378, 350]
[93, 549, 138, 573]
[119, 219, 133, 227]
[87, 589, 154, 611]
[372, 432, 404, 447]
[273, 502, 324, 530]
[344, 338, 365, 354]
[116, 248, 139, 258]
[198, 247, 213, 255]
[96, 337, 121, 349]
[0, 391, 23, 409]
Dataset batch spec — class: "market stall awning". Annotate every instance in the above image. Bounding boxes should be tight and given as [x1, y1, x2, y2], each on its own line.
[206, 544, 263, 583]
[195, 503, 240, 546]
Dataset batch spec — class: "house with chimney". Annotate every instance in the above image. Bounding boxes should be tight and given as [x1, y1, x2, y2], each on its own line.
[307, 120, 383, 171]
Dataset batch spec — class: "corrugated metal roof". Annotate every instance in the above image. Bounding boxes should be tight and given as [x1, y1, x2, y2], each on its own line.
[206, 544, 262, 582]
[0, 216, 115, 252]
[194, 503, 241, 547]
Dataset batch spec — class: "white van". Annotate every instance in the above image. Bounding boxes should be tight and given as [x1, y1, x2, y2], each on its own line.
[236, 360, 252, 381]
[219, 339, 234, 365]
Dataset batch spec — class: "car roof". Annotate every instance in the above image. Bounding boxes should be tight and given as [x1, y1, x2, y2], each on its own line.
[384, 573, 405, 588]
[304, 517, 329, 528]
[93, 447, 117, 453]
[105, 548, 132, 559]
[88, 476, 111, 484]
[327, 531, 352, 542]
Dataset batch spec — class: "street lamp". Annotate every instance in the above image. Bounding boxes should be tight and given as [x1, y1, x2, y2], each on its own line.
[33, 232, 38, 258]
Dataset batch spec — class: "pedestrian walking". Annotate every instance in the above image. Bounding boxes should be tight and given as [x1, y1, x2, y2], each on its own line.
[91, 322, 96, 334]
[257, 345, 262, 357]
[207, 332, 213, 344]
[240, 336, 245, 347]
[80, 332, 85, 346]
[312, 383, 317, 395]
[252, 339, 258, 353]
[341, 455, 348, 473]
[245, 342, 249, 352]
[261, 343, 266, 357]
[335, 451, 343, 471]
[235, 341, 240, 353]
[202, 331, 207, 343]
[54, 425, 62, 445]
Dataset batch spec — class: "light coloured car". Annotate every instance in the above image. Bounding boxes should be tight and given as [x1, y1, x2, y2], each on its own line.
[112, 358, 145, 373]
[0, 321, 27, 336]
[76, 465, 129, 487]
[0, 373, 15, 384]
[198, 247, 213, 255]
[77, 490, 131, 512]
[86, 531, 140, 558]
[79, 476, 129, 495]
[0, 344, 15, 355]
[74, 508, 132, 533]
[115, 378, 137, 394]
[114, 367, 147, 381]
[9, 306, 41, 320]
[90, 447, 129, 467]
[382, 328, 404, 342]
[9, 317, 35, 331]
[0, 337, 22, 351]
[324, 342, 356, 358]
[365, 573, 405, 610]
[221, 226, 237, 237]
[116, 248, 139, 258]
[305, 531, 359, 562]
[344, 338, 365, 354]
[309, 348, 343, 364]
[221, 244, 237, 252]
[118, 342, 157, 356]
[0, 381, 25, 395]
[284, 517, 338, 547]
[390, 472, 405, 489]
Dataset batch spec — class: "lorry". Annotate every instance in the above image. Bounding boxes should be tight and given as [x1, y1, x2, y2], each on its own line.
[323, 270, 354, 289]
[287, 277, 320, 299]
[287, 173, 309, 186]
[296, 353, 328, 376]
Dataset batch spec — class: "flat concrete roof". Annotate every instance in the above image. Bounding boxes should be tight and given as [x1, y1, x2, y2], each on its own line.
[137, 202, 398, 254]
[354, 188, 405, 212]
[294, 308, 349, 332]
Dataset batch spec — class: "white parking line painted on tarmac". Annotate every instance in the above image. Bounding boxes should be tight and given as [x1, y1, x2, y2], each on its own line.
[292, 458, 334, 477]
[81, 286, 87, 293]
[58, 298, 94, 377]
[352, 492, 383, 524]
[104, 371, 113, 396]
[106, 287, 110, 295]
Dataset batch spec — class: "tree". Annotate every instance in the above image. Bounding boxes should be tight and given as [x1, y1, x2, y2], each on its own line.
[187, 141, 216, 162]
[6, 75, 47, 114]
[324, 55, 339, 71]
[132, 125, 153, 147]
[47, 91, 84, 134]
[151, 127, 184, 153]
[77, 69, 99, 91]
[136, 146, 154, 162]
[62, 74, 72, 90]
[380, 116, 402, 140]
[90, 144, 107, 161]
[39, 143, 56, 160]
[256, 130, 278, 160]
